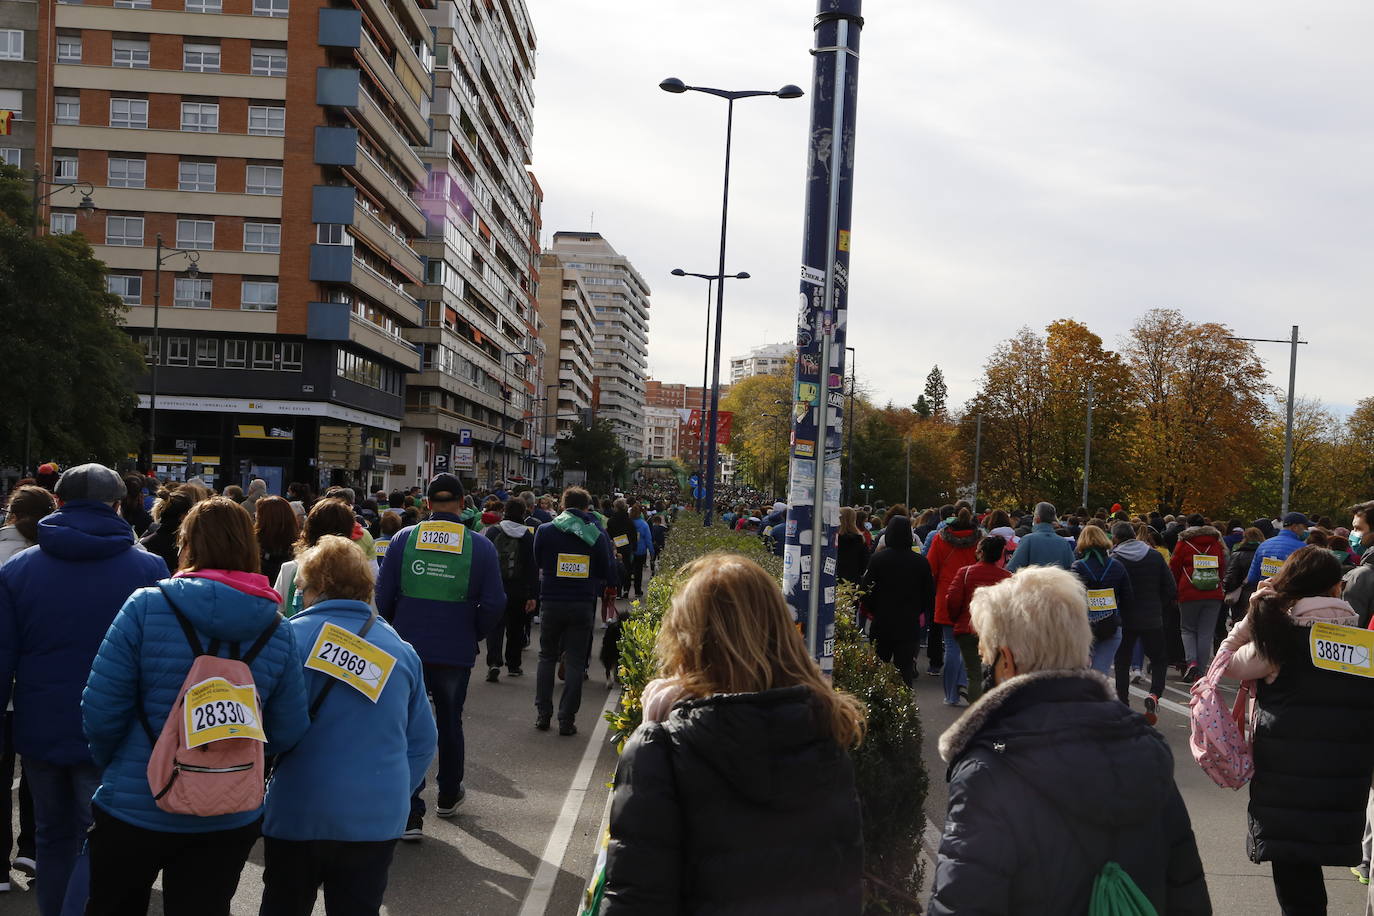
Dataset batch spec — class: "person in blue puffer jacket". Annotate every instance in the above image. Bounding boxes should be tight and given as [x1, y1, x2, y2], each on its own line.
[261, 535, 436, 915]
[81, 497, 309, 916]
[1247, 512, 1311, 585]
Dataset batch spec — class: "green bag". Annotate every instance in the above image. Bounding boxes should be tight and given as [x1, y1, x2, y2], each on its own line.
[577, 832, 609, 916]
[1090, 861, 1157, 916]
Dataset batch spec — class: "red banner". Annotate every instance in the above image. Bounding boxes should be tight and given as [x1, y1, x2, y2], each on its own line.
[679, 409, 732, 446]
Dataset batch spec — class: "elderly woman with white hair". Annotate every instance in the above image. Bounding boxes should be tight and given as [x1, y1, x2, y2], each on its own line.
[928, 566, 1210, 916]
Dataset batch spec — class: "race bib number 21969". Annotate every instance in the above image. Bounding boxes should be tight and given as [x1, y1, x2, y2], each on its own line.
[304, 623, 397, 702]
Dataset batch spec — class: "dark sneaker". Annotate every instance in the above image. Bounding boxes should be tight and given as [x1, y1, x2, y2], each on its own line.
[535, 715, 551, 731]
[559, 721, 577, 737]
[486, 666, 500, 683]
[508, 667, 523, 677]
[1182, 664, 1200, 684]
[436, 785, 465, 818]
[1143, 694, 1159, 726]
[401, 813, 423, 842]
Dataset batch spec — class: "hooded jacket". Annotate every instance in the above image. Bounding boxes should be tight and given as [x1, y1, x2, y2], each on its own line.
[1246, 528, 1307, 585]
[533, 510, 618, 603]
[1168, 526, 1227, 603]
[929, 669, 1209, 915]
[605, 511, 638, 564]
[82, 573, 310, 832]
[944, 561, 1012, 637]
[1110, 538, 1177, 630]
[0, 502, 168, 764]
[603, 686, 863, 915]
[835, 531, 869, 585]
[859, 519, 936, 643]
[483, 518, 538, 600]
[1005, 522, 1076, 572]
[928, 523, 980, 626]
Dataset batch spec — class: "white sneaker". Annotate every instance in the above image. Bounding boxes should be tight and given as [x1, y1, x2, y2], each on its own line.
[1130, 667, 1144, 685]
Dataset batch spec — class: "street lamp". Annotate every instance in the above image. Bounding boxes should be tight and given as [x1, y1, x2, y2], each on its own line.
[661, 76, 803, 526]
[147, 234, 201, 470]
[30, 169, 96, 237]
[495, 348, 532, 490]
[670, 267, 750, 511]
[845, 345, 856, 505]
[1227, 327, 1307, 517]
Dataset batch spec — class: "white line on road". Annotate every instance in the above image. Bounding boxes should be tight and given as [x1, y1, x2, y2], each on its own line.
[517, 689, 617, 916]
[1130, 684, 1191, 718]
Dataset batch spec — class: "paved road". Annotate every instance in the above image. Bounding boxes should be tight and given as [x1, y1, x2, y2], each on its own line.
[5, 623, 622, 915]
[913, 662, 1371, 915]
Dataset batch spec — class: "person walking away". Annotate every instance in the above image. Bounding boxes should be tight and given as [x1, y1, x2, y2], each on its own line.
[1224, 527, 1265, 626]
[927, 507, 980, 702]
[255, 495, 299, 588]
[137, 485, 200, 573]
[374, 511, 402, 565]
[0, 466, 167, 915]
[376, 474, 504, 838]
[1248, 513, 1312, 585]
[859, 517, 935, 686]
[482, 499, 537, 681]
[929, 567, 1209, 915]
[119, 475, 152, 538]
[1169, 517, 1227, 682]
[274, 498, 365, 616]
[836, 507, 869, 587]
[648, 514, 668, 577]
[942, 535, 1011, 704]
[1217, 546, 1374, 915]
[603, 553, 865, 914]
[0, 486, 53, 892]
[1110, 521, 1177, 724]
[1005, 502, 1076, 571]
[532, 487, 617, 735]
[605, 499, 637, 600]
[1343, 501, 1374, 628]
[80, 496, 308, 915]
[630, 504, 653, 598]
[1071, 524, 1135, 675]
[242, 477, 269, 519]
[260, 536, 436, 916]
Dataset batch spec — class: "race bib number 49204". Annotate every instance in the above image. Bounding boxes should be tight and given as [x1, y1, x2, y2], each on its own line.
[1310, 622, 1374, 678]
[304, 622, 397, 702]
[183, 677, 265, 749]
[415, 522, 465, 554]
[556, 553, 590, 579]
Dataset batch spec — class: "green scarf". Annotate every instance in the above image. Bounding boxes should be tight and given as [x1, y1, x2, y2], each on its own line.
[554, 510, 602, 547]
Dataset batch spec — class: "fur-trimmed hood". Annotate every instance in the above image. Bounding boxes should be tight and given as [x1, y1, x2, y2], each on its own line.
[938, 524, 980, 549]
[939, 668, 1114, 763]
[1179, 525, 1222, 542]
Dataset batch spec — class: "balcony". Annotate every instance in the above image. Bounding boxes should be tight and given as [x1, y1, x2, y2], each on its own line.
[353, 200, 423, 284]
[358, 31, 429, 143]
[307, 301, 421, 371]
[55, 4, 287, 40]
[351, 256, 423, 327]
[354, 0, 431, 90]
[54, 64, 285, 101]
[345, 144, 426, 237]
[52, 125, 282, 160]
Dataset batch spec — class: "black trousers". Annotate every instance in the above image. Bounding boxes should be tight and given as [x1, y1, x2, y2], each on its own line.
[1115, 627, 1167, 701]
[631, 554, 647, 596]
[1270, 860, 1327, 915]
[1, 712, 35, 862]
[85, 805, 261, 916]
[259, 836, 398, 916]
[485, 594, 528, 671]
[874, 638, 917, 686]
[926, 622, 945, 670]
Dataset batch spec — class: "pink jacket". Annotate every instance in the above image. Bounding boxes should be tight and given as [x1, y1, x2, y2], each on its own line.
[641, 677, 692, 723]
[1221, 595, 1358, 683]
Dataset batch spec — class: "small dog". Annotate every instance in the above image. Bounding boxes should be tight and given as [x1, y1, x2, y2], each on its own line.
[601, 608, 628, 686]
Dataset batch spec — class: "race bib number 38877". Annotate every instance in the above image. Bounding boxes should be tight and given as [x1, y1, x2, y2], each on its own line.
[304, 623, 397, 702]
[183, 677, 266, 749]
[1310, 622, 1374, 678]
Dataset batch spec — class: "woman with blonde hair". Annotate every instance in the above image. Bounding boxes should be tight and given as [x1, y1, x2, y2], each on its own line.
[1070, 524, 1135, 674]
[603, 553, 865, 914]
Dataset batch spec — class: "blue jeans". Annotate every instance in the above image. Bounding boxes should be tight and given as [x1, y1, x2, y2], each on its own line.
[23, 757, 101, 916]
[1091, 630, 1123, 675]
[942, 628, 968, 703]
[536, 600, 595, 725]
[410, 664, 471, 817]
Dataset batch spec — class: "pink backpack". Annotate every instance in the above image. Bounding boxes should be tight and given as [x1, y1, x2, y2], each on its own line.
[1188, 644, 1255, 789]
[138, 587, 281, 817]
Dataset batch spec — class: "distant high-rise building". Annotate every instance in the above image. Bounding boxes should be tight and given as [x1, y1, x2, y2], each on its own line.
[730, 342, 793, 383]
[535, 251, 595, 442]
[548, 231, 649, 457]
[0, 2, 36, 171]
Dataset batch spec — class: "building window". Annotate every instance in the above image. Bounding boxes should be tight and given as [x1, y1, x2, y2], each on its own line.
[165, 337, 190, 366]
[243, 222, 280, 253]
[107, 274, 142, 304]
[180, 102, 218, 133]
[178, 161, 215, 192]
[250, 47, 286, 77]
[174, 276, 212, 308]
[245, 165, 282, 196]
[138, 335, 159, 365]
[183, 43, 220, 72]
[224, 339, 246, 368]
[281, 342, 302, 371]
[251, 340, 275, 369]
[0, 89, 21, 121]
[105, 215, 144, 246]
[195, 338, 219, 366]
[175, 219, 214, 250]
[247, 106, 285, 137]
[55, 96, 79, 125]
[52, 155, 78, 183]
[50, 211, 75, 234]
[316, 223, 349, 245]
[110, 98, 148, 129]
[107, 157, 146, 188]
[56, 35, 81, 63]
[112, 39, 150, 69]
[115, 0, 153, 7]
[185, 0, 221, 11]
[241, 280, 278, 311]
[252, 0, 288, 16]
[0, 30, 22, 61]
[0, 148, 20, 167]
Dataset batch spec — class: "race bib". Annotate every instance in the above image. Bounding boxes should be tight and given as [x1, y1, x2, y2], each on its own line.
[1310, 622, 1374, 678]
[556, 553, 590, 579]
[613, 534, 629, 548]
[1260, 555, 1284, 579]
[1193, 555, 1219, 570]
[1086, 588, 1118, 612]
[414, 521, 465, 554]
[374, 538, 390, 560]
[304, 622, 397, 702]
[183, 677, 266, 749]
[911, 543, 923, 554]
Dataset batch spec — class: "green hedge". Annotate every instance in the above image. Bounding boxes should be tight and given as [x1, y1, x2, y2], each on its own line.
[608, 519, 928, 913]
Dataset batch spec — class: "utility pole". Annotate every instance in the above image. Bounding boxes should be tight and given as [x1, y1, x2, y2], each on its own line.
[904, 435, 911, 508]
[1082, 381, 1094, 510]
[1226, 326, 1306, 517]
[971, 413, 982, 512]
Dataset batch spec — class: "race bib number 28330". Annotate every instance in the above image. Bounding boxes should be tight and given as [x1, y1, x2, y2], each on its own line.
[183, 677, 266, 749]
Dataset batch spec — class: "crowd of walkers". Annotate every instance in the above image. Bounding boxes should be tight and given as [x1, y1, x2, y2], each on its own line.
[0, 463, 678, 915]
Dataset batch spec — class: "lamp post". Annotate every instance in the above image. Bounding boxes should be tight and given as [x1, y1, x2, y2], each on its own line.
[660, 76, 804, 525]
[495, 348, 532, 490]
[670, 267, 750, 511]
[1225, 327, 1306, 516]
[542, 382, 558, 487]
[148, 234, 201, 471]
[845, 345, 856, 505]
[1082, 381, 1094, 511]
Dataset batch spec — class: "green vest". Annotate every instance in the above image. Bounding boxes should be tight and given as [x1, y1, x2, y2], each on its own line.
[400, 520, 474, 602]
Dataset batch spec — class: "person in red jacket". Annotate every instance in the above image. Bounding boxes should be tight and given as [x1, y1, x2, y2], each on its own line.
[927, 507, 980, 705]
[943, 535, 1011, 703]
[1167, 516, 1227, 683]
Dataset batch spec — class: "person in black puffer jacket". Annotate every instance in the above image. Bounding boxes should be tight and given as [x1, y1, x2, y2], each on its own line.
[136, 485, 199, 572]
[603, 553, 866, 915]
[930, 567, 1210, 916]
[860, 516, 936, 685]
[836, 507, 869, 587]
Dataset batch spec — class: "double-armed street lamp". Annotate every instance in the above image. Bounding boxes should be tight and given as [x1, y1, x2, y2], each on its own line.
[659, 76, 804, 525]
[147, 234, 201, 470]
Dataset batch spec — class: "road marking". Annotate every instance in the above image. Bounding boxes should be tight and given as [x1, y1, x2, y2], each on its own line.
[1130, 684, 1191, 718]
[517, 690, 616, 916]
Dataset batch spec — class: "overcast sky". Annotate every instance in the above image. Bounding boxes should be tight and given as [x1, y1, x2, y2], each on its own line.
[527, 1, 1374, 418]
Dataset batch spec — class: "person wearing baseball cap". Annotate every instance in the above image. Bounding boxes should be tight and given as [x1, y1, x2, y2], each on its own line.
[376, 473, 505, 840]
[1247, 512, 1311, 586]
[0, 464, 167, 914]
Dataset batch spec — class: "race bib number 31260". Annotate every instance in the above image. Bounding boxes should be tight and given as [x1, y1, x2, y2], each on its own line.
[304, 623, 397, 702]
[1310, 622, 1374, 678]
[183, 677, 266, 749]
[414, 522, 465, 554]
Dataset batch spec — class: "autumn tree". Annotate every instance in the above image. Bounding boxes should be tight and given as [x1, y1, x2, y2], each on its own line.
[961, 327, 1051, 509]
[923, 366, 948, 416]
[721, 363, 793, 494]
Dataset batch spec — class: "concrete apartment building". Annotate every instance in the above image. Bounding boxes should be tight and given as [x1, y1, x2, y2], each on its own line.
[404, 0, 542, 490]
[548, 231, 648, 457]
[534, 250, 595, 442]
[30, 0, 437, 494]
[730, 341, 792, 383]
[0, 0, 37, 170]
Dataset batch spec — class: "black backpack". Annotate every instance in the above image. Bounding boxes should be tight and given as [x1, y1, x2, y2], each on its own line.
[490, 528, 525, 584]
